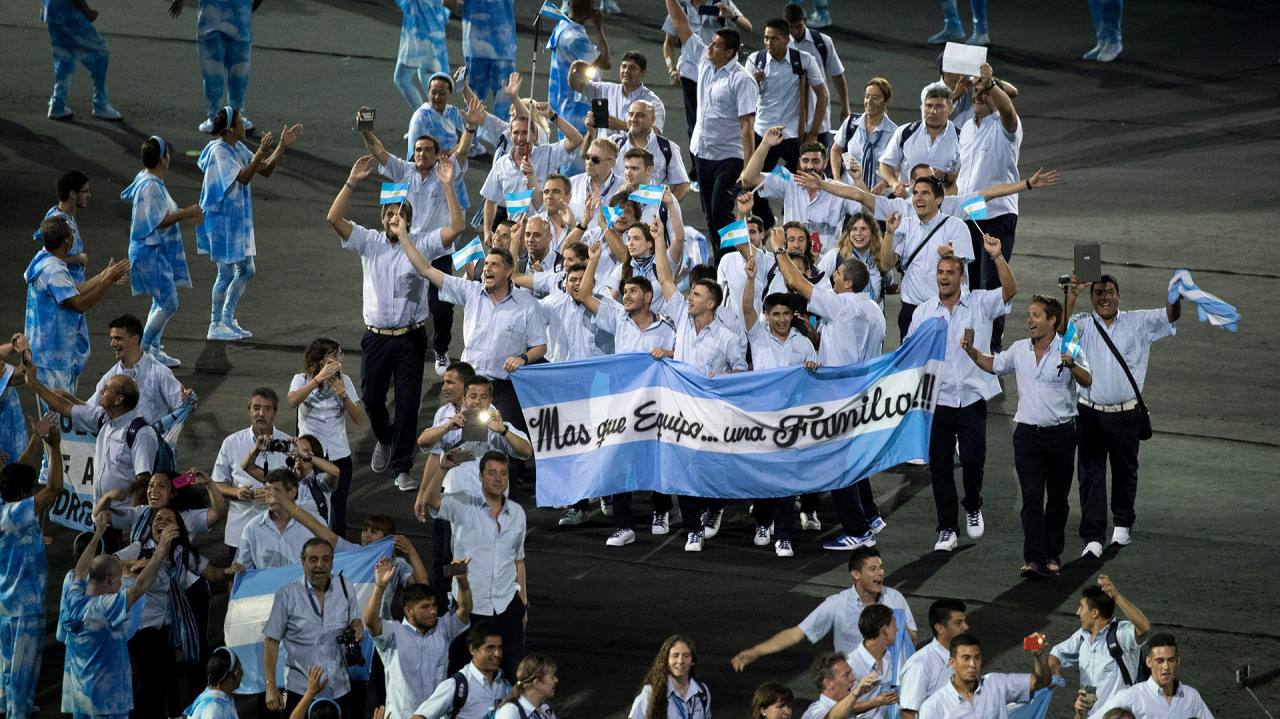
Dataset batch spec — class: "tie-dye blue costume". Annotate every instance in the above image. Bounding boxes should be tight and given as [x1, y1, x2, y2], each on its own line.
[0, 498, 47, 719]
[184, 687, 238, 719]
[33, 207, 86, 284]
[0, 366, 26, 466]
[393, 0, 450, 109]
[41, 0, 112, 116]
[196, 0, 254, 122]
[196, 139, 257, 326]
[546, 19, 600, 134]
[59, 578, 133, 719]
[462, 0, 516, 120]
[23, 250, 88, 395]
[122, 171, 193, 350]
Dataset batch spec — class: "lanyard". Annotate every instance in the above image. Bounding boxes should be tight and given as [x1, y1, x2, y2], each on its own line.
[669, 693, 689, 719]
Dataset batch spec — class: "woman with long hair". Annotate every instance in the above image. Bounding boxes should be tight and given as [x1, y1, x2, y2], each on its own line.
[184, 647, 244, 719]
[496, 653, 559, 719]
[288, 341, 363, 533]
[629, 635, 710, 719]
[817, 211, 896, 306]
[748, 682, 793, 719]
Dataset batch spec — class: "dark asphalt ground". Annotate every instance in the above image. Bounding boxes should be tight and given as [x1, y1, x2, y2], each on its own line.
[2, 0, 1279, 717]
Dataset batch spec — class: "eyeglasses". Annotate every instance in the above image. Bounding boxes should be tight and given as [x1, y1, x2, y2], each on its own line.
[586, 155, 608, 164]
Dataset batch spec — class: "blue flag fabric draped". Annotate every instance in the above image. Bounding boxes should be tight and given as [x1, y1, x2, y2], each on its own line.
[882, 607, 917, 719]
[1007, 678, 1063, 719]
[1168, 269, 1239, 331]
[511, 320, 947, 506]
[223, 538, 393, 695]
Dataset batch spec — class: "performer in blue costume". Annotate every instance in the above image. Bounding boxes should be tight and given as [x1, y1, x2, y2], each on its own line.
[393, 0, 450, 109]
[170, 0, 258, 132]
[42, 0, 120, 120]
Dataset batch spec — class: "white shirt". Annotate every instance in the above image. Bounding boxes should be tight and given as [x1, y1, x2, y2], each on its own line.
[374, 611, 469, 719]
[432, 493, 526, 616]
[848, 643, 896, 719]
[798, 586, 917, 655]
[1051, 620, 1145, 705]
[593, 298, 677, 354]
[664, 293, 747, 377]
[992, 337, 1091, 426]
[834, 112, 898, 184]
[212, 425, 301, 547]
[87, 354, 184, 425]
[800, 694, 837, 719]
[663, 0, 743, 77]
[757, 174, 861, 257]
[958, 113, 1023, 218]
[808, 281, 886, 365]
[68, 406, 157, 502]
[262, 575, 362, 698]
[427, 420, 529, 498]
[629, 678, 711, 719]
[874, 198, 973, 306]
[900, 639, 953, 713]
[908, 290, 1011, 408]
[715, 250, 772, 336]
[494, 696, 555, 719]
[438, 275, 549, 380]
[879, 121, 962, 187]
[1089, 678, 1214, 719]
[682, 34, 758, 160]
[237, 512, 314, 570]
[1070, 310, 1175, 405]
[580, 80, 667, 132]
[609, 131, 690, 187]
[480, 142, 573, 205]
[290, 373, 360, 461]
[748, 47, 826, 138]
[415, 662, 512, 719]
[788, 28, 844, 134]
[343, 223, 447, 329]
[747, 323, 816, 370]
[114, 542, 208, 630]
[921, 81, 974, 128]
[378, 155, 448, 234]
[568, 171, 622, 229]
[540, 292, 611, 362]
[917, 673, 1031, 719]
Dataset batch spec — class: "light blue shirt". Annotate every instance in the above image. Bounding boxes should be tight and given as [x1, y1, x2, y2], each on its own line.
[798, 586, 916, 656]
[958, 113, 1022, 219]
[848, 643, 896, 719]
[808, 281, 886, 366]
[801, 694, 836, 719]
[374, 611, 468, 719]
[87, 353, 185, 425]
[461, 0, 515, 60]
[432, 493, 526, 616]
[1089, 677, 1213, 719]
[547, 20, 599, 132]
[593, 298, 676, 355]
[1051, 620, 1145, 705]
[197, 0, 253, 41]
[69, 405, 158, 502]
[438, 275, 549, 380]
[59, 579, 134, 716]
[396, 0, 448, 70]
[628, 677, 711, 719]
[747, 324, 816, 370]
[899, 639, 952, 713]
[818, 248, 886, 306]
[0, 368, 29, 478]
[540, 292, 611, 362]
[682, 34, 758, 160]
[1069, 309, 1174, 406]
[664, 292, 747, 377]
[185, 687, 239, 719]
[377, 155, 449, 235]
[0, 498, 47, 617]
[835, 112, 898, 186]
[581, 81, 666, 133]
[34, 207, 85, 283]
[24, 250, 88, 374]
[917, 672, 1030, 719]
[874, 198, 973, 306]
[344, 223, 447, 329]
[748, 47, 826, 138]
[416, 661, 512, 719]
[992, 337, 1091, 426]
[909, 289, 1011, 408]
[757, 173, 860, 256]
[879, 120, 961, 187]
[263, 575, 361, 698]
[290, 372, 360, 461]
[237, 512, 316, 570]
[196, 139, 257, 264]
[480, 141, 573, 204]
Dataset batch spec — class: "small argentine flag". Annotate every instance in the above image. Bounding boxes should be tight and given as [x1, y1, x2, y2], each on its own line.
[771, 165, 792, 181]
[452, 238, 486, 270]
[961, 195, 988, 220]
[629, 184, 665, 206]
[380, 183, 409, 204]
[538, 0, 570, 23]
[506, 189, 534, 215]
[603, 205, 624, 227]
[718, 219, 749, 249]
[1060, 320, 1081, 359]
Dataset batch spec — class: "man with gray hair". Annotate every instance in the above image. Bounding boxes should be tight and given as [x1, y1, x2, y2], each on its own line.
[801, 651, 880, 719]
[878, 85, 961, 196]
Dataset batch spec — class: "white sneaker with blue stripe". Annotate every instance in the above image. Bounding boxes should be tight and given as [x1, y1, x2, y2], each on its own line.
[823, 532, 875, 551]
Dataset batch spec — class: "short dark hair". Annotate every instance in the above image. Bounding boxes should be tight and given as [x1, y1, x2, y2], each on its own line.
[950, 633, 981, 656]
[1094, 274, 1120, 294]
[763, 292, 793, 314]
[250, 387, 279, 411]
[841, 259, 870, 293]
[799, 141, 827, 157]
[691, 278, 724, 308]
[621, 275, 654, 298]
[109, 314, 144, 339]
[1101, 709, 1136, 719]
[1147, 633, 1177, 654]
[913, 175, 945, 198]
[141, 136, 169, 169]
[445, 361, 477, 385]
[783, 2, 806, 23]
[689, 263, 716, 283]
[363, 514, 396, 536]
[0, 463, 38, 503]
[263, 468, 299, 493]
[938, 255, 966, 274]
[745, 215, 765, 234]
[207, 647, 239, 687]
[414, 134, 441, 154]
[467, 620, 503, 649]
[928, 598, 967, 635]
[479, 450, 508, 474]
[765, 18, 790, 35]
[39, 216, 72, 251]
[381, 200, 415, 225]
[910, 163, 935, 180]
[808, 651, 847, 691]
[858, 604, 895, 640]
[562, 241, 590, 262]
[465, 375, 493, 396]
[848, 545, 880, 573]
[301, 537, 333, 561]
[621, 50, 647, 71]
[544, 173, 571, 193]
[1030, 294, 1063, 328]
[714, 27, 741, 53]
[564, 261, 589, 277]
[402, 582, 433, 610]
[57, 169, 90, 201]
[297, 434, 325, 459]
[487, 247, 515, 270]
[1081, 586, 1116, 620]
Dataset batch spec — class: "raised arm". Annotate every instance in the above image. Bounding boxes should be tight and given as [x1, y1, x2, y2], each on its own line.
[74, 512, 111, 580]
[65, 259, 131, 314]
[663, 0, 693, 43]
[365, 556, 396, 638]
[1097, 574, 1151, 641]
[653, 210, 679, 302]
[960, 334, 996, 374]
[741, 126, 782, 190]
[394, 535, 430, 585]
[574, 240, 604, 315]
[538, 102, 584, 153]
[979, 167, 1058, 201]
[773, 246, 814, 301]
[741, 253, 759, 330]
[662, 188, 685, 267]
[435, 158, 466, 247]
[418, 413, 465, 450]
[879, 212, 901, 269]
[193, 468, 229, 526]
[398, 219, 449, 287]
[730, 626, 807, 671]
[1028, 633, 1051, 692]
[413, 451, 444, 522]
[265, 484, 341, 548]
[980, 233, 1017, 303]
[794, 170, 876, 212]
[239, 434, 270, 483]
[979, 63, 1018, 133]
[22, 361, 75, 418]
[327, 156, 376, 241]
[127, 526, 179, 607]
[358, 117, 391, 166]
[257, 124, 304, 178]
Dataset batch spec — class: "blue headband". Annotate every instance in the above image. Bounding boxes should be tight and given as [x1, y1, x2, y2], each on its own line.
[150, 135, 167, 159]
[308, 698, 341, 719]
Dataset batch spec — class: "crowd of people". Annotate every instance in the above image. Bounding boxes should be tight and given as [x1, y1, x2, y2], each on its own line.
[4, 0, 1216, 718]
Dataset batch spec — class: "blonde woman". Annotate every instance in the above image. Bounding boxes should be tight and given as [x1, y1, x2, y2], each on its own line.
[495, 653, 559, 719]
[817, 211, 897, 307]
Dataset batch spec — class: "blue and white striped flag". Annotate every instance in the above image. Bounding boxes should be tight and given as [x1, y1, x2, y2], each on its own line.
[538, 0, 570, 23]
[379, 183, 409, 204]
[506, 189, 534, 215]
[224, 538, 393, 695]
[629, 184, 665, 205]
[962, 196, 988, 220]
[771, 165, 792, 181]
[1168, 269, 1240, 331]
[452, 238, 486, 270]
[718, 219, 749, 249]
[602, 205, 624, 227]
[1007, 677, 1064, 719]
[1060, 320, 1081, 359]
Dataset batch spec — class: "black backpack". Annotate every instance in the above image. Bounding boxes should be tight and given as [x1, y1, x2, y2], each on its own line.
[446, 673, 500, 719]
[752, 47, 804, 78]
[805, 27, 830, 68]
[1105, 620, 1151, 686]
[102, 415, 178, 476]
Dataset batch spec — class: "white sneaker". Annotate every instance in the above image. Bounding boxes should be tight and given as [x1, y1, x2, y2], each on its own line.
[753, 525, 772, 546]
[48, 102, 73, 120]
[371, 442, 392, 474]
[800, 511, 821, 531]
[965, 510, 985, 539]
[684, 531, 703, 552]
[226, 318, 252, 338]
[1097, 41, 1123, 62]
[1111, 526, 1132, 546]
[206, 322, 240, 341]
[395, 472, 418, 492]
[198, 118, 214, 133]
[600, 496, 614, 517]
[150, 346, 181, 368]
[934, 529, 959, 552]
[907, 457, 927, 466]
[651, 512, 669, 535]
[1081, 541, 1103, 558]
[702, 508, 723, 538]
[240, 116, 254, 131]
[559, 508, 589, 526]
[1083, 43, 1104, 59]
[606, 528, 635, 546]
[775, 539, 794, 557]
[435, 354, 450, 376]
[92, 104, 123, 121]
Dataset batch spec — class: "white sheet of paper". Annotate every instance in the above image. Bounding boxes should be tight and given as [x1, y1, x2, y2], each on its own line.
[942, 42, 987, 76]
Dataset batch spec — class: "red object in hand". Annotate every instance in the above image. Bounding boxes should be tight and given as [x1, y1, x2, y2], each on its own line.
[172, 472, 196, 489]
[809, 231, 822, 255]
[1023, 635, 1044, 651]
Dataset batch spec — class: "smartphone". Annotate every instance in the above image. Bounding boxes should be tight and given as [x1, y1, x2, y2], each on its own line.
[696, 3, 721, 15]
[1074, 243, 1101, 283]
[1081, 686, 1097, 705]
[448, 448, 477, 463]
[809, 231, 822, 255]
[442, 561, 468, 577]
[172, 472, 197, 489]
[590, 98, 609, 130]
[1023, 635, 1045, 652]
[461, 410, 491, 443]
[963, 327, 975, 345]
[357, 106, 375, 131]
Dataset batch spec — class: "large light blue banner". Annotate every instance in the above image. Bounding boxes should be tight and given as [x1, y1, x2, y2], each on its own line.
[512, 319, 948, 507]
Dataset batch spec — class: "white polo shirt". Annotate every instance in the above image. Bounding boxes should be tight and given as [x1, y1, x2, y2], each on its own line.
[290, 373, 360, 461]
[992, 337, 1090, 426]
[378, 155, 448, 234]
[580, 80, 667, 132]
[874, 198, 972, 306]
[374, 611, 469, 719]
[438, 275, 549, 381]
[87, 354, 185, 425]
[1089, 678, 1214, 719]
[68, 406, 157, 503]
[540, 292, 611, 362]
[1069, 310, 1175, 406]
[800, 694, 837, 719]
[610, 131, 690, 187]
[1050, 620, 1145, 705]
[958, 113, 1023, 219]
[848, 643, 896, 719]
[879, 121, 962, 187]
[789, 28, 844, 134]
[593, 298, 676, 354]
[798, 586, 917, 656]
[479, 141, 574, 205]
[343, 223, 447, 329]
[747, 323, 815, 370]
[431, 493, 526, 616]
[899, 639, 953, 713]
[917, 673, 1030, 719]
[715, 249, 772, 336]
[757, 173, 861, 257]
[629, 677, 712, 719]
[908, 289, 1011, 408]
[747, 47, 826, 138]
[682, 34, 758, 161]
[808, 281, 886, 365]
[664, 293, 747, 377]
[568, 171, 622, 227]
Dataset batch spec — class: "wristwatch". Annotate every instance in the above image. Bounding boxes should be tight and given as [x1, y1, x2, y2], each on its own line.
[518, 352, 529, 363]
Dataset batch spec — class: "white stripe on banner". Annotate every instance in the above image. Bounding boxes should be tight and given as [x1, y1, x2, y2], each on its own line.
[223, 594, 277, 647]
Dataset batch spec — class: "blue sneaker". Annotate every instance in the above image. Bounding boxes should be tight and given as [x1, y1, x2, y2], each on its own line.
[823, 532, 876, 550]
[227, 318, 253, 338]
[927, 25, 966, 44]
[869, 516, 887, 534]
[206, 322, 241, 341]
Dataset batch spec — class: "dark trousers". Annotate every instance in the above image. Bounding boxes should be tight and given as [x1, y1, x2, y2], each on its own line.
[427, 254, 455, 358]
[677, 495, 725, 533]
[751, 497, 795, 541]
[431, 517, 455, 613]
[831, 479, 879, 536]
[750, 134, 801, 231]
[1013, 421, 1077, 567]
[449, 595, 526, 683]
[360, 326, 429, 475]
[800, 493, 821, 512]
[330, 455, 353, 537]
[128, 627, 178, 719]
[695, 156, 744, 261]
[490, 378, 530, 482]
[898, 302, 918, 344]
[1077, 405, 1142, 542]
[681, 77, 699, 183]
[929, 401, 988, 532]
[612, 491, 673, 530]
[967, 213, 1018, 351]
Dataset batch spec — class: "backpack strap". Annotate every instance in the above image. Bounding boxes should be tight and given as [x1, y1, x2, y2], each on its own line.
[787, 47, 803, 77]
[124, 415, 151, 448]
[897, 216, 952, 274]
[1105, 620, 1135, 686]
[752, 49, 768, 72]
[449, 673, 469, 719]
[654, 134, 674, 173]
[898, 120, 922, 149]
[807, 27, 829, 67]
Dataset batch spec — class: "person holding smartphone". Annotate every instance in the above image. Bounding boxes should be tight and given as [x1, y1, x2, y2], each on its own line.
[916, 632, 1052, 719]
